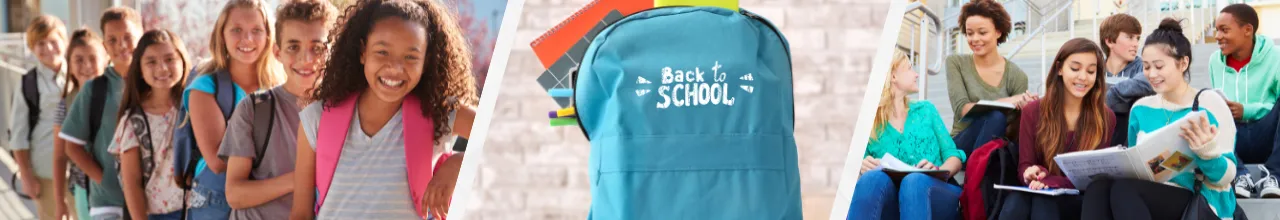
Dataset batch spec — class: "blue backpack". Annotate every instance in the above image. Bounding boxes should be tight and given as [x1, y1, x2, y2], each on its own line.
[172, 71, 236, 189]
[574, 7, 800, 219]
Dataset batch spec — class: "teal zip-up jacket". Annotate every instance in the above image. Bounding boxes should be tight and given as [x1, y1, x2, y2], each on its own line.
[1209, 35, 1280, 122]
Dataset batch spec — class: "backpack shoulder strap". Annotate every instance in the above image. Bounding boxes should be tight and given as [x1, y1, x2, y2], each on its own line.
[314, 94, 358, 213]
[212, 71, 236, 120]
[87, 79, 109, 145]
[1192, 88, 1211, 111]
[22, 68, 39, 140]
[250, 91, 276, 170]
[126, 108, 155, 183]
[401, 96, 435, 217]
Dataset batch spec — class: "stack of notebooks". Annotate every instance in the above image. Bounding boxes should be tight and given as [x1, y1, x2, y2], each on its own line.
[532, 0, 653, 126]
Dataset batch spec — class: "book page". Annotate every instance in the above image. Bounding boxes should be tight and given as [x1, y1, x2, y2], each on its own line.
[1128, 111, 1202, 183]
[876, 153, 926, 172]
[969, 100, 1015, 115]
[876, 153, 949, 180]
[1054, 147, 1136, 189]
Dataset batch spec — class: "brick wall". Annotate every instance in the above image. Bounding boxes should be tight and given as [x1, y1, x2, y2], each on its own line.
[472, 0, 887, 219]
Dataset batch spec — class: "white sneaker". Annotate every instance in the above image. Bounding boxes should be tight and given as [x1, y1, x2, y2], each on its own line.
[1235, 173, 1254, 198]
[1256, 167, 1280, 198]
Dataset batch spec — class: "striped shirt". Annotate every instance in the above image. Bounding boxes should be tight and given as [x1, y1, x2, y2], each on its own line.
[300, 101, 454, 219]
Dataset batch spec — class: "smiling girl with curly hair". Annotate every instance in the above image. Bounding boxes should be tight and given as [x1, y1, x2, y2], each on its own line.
[289, 0, 478, 219]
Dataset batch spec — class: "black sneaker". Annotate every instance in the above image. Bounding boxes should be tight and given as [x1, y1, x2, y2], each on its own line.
[1235, 173, 1254, 198]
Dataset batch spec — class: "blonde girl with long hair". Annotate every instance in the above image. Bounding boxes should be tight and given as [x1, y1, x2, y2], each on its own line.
[849, 52, 966, 220]
[180, 0, 285, 219]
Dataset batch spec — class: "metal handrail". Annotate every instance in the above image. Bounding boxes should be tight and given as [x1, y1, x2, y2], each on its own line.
[904, 2, 947, 99]
[1005, 0, 1076, 60]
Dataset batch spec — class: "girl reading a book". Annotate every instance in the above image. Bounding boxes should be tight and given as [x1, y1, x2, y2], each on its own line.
[849, 52, 966, 220]
[1079, 18, 1241, 220]
[947, 0, 1035, 154]
[1000, 38, 1114, 219]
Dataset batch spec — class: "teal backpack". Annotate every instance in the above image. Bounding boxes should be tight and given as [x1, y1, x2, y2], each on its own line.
[573, 6, 801, 219]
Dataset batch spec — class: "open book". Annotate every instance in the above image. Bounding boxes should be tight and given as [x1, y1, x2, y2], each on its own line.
[874, 153, 951, 182]
[1052, 111, 1203, 189]
[993, 184, 1080, 196]
[968, 100, 1015, 115]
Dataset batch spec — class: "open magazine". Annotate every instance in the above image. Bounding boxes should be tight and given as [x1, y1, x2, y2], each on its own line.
[1052, 111, 1203, 189]
[875, 153, 951, 182]
[968, 100, 1015, 115]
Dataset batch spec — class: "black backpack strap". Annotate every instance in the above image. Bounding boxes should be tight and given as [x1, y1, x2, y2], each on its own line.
[213, 71, 236, 120]
[1192, 88, 1210, 111]
[21, 68, 40, 141]
[76, 78, 108, 200]
[250, 90, 276, 170]
[87, 79, 108, 148]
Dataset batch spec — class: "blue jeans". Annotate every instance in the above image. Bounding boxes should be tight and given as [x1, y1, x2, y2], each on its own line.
[149, 210, 183, 220]
[952, 111, 1007, 155]
[848, 170, 961, 220]
[186, 168, 230, 220]
[1234, 98, 1280, 176]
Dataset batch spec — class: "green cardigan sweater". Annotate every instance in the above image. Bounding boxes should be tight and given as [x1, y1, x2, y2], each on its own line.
[945, 54, 1029, 135]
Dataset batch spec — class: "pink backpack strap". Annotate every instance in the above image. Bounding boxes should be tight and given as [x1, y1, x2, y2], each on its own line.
[315, 94, 358, 213]
[401, 96, 435, 217]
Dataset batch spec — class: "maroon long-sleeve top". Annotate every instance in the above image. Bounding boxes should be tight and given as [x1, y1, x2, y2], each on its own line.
[1017, 100, 1115, 189]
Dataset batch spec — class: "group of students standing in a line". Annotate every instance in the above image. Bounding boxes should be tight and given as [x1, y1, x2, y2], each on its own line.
[6, 0, 478, 220]
[849, 0, 1280, 219]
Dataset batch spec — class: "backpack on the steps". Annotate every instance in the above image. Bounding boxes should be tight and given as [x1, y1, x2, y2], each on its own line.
[572, 6, 800, 219]
[960, 137, 1020, 220]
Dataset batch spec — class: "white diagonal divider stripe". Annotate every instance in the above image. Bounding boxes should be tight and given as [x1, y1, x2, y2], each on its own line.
[830, 1, 906, 219]
[446, 0, 526, 218]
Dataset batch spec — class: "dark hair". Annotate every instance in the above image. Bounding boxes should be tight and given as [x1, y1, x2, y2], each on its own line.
[63, 28, 104, 98]
[1037, 38, 1111, 175]
[1220, 4, 1259, 35]
[314, 0, 478, 141]
[100, 7, 141, 31]
[118, 30, 191, 120]
[959, 0, 1013, 44]
[1099, 13, 1142, 55]
[1144, 18, 1193, 77]
[275, 0, 340, 44]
